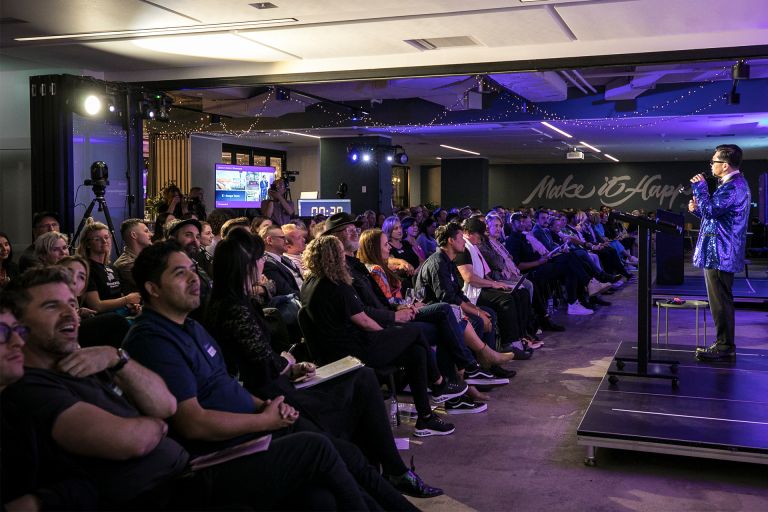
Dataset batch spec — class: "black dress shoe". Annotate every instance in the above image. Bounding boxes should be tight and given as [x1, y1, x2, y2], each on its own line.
[489, 365, 517, 378]
[498, 342, 533, 359]
[695, 343, 736, 362]
[541, 318, 566, 332]
[386, 469, 443, 498]
[590, 296, 612, 306]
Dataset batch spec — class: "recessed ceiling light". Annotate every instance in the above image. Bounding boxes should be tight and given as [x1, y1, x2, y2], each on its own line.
[540, 121, 573, 138]
[279, 130, 321, 139]
[15, 18, 298, 41]
[250, 2, 278, 8]
[604, 154, 620, 162]
[440, 144, 480, 155]
[578, 141, 601, 153]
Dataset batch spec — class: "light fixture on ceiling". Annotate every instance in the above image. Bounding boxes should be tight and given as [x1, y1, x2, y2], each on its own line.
[250, 2, 278, 8]
[540, 121, 573, 138]
[15, 18, 299, 42]
[279, 130, 321, 139]
[604, 154, 620, 162]
[578, 141, 601, 153]
[439, 144, 480, 155]
[394, 149, 409, 165]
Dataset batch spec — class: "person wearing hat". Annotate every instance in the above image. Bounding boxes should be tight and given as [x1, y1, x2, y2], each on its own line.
[165, 218, 211, 321]
[17, 211, 62, 272]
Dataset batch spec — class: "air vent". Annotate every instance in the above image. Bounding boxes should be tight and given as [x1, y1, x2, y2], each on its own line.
[0, 17, 28, 24]
[404, 36, 480, 51]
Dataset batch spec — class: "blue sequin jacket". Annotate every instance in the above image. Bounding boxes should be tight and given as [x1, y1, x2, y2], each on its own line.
[691, 173, 750, 273]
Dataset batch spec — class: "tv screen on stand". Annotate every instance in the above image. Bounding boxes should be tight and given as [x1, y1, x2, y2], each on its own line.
[214, 164, 276, 208]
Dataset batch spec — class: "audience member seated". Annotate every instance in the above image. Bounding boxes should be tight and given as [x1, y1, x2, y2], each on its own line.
[18, 231, 68, 273]
[357, 228, 511, 400]
[222, 216, 251, 238]
[165, 219, 211, 321]
[2, 267, 365, 511]
[150, 211, 175, 243]
[565, 211, 630, 283]
[416, 217, 438, 258]
[381, 216, 417, 286]
[113, 218, 152, 293]
[402, 217, 426, 264]
[18, 211, 61, 272]
[0, 232, 18, 288]
[260, 224, 303, 296]
[76, 221, 141, 316]
[0, 302, 100, 511]
[456, 218, 536, 356]
[480, 214, 564, 333]
[204, 208, 231, 258]
[282, 223, 308, 277]
[301, 234, 465, 437]
[505, 213, 594, 316]
[123, 241, 400, 510]
[195, 220, 214, 276]
[204, 229, 443, 498]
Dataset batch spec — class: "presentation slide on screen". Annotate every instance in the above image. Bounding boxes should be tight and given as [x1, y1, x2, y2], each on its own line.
[214, 164, 276, 208]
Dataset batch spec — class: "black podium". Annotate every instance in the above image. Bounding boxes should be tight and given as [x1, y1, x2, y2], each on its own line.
[608, 211, 683, 386]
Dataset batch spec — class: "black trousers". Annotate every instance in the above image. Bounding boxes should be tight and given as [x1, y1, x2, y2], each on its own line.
[477, 288, 531, 343]
[254, 368, 409, 478]
[704, 268, 736, 348]
[530, 253, 590, 304]
[163, 432, 370, 511]
[361, 324, 440, 419]
[596, 247, 630, 278]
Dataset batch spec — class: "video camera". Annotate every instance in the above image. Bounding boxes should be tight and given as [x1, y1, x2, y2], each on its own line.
[84, 161, 109, 197]
[282, 170, 300, 183]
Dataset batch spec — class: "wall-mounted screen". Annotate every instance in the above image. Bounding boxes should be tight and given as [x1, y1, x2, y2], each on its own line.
[214, 164, 276, 208]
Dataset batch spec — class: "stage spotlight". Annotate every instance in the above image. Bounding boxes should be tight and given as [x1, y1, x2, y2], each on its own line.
[108, 103, 116, 113]
[349, 150, 359, 162]
[156, 105, 170, 122]
[386, 154, 394, 163]
[83, 95, 102, 116]
[732, 60, 750, 80]
[394, 151, 409, 165]
[362, 152, 371, 163]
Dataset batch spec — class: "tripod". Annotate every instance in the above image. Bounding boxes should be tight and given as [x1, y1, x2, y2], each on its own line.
[72, 192, 120, 255]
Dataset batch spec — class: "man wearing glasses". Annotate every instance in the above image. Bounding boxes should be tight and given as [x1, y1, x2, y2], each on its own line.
[688, 144, 751, 362]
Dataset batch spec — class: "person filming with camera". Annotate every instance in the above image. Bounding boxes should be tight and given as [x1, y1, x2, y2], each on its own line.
[262, 177, 295, 226]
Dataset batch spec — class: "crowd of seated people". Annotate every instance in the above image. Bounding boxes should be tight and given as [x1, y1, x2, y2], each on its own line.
[1, 198, 641, 510]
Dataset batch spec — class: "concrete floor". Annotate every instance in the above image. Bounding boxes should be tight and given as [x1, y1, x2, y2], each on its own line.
[399, 260, 768, 511]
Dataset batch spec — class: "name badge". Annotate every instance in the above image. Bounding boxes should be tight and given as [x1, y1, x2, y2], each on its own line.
[205, 343, 217, 357]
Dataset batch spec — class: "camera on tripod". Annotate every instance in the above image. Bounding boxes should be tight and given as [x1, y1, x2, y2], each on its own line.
[84, 161, 110, 197]
[282, 170, 300, 183]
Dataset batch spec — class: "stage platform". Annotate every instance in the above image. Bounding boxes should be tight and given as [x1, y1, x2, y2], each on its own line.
[653, 276, 768, 304]
[577, 341, 768, 466]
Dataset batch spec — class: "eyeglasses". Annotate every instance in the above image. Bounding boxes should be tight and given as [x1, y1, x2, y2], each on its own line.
[0, 323, 30, 344]
[709, 160, 727, 166]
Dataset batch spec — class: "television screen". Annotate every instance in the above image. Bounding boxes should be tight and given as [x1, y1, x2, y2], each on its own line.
[214, 164, 276, 208]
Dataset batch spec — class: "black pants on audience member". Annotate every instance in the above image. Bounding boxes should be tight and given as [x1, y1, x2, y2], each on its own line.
[477, 288, 531, 343]
[360, 324, 440, 420]
[530, 254, 590, 304]
[704, 268, 736, 348]
[163, 432, 370, 511]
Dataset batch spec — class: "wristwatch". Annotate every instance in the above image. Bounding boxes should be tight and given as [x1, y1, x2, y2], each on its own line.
[112, 348, 131, 372]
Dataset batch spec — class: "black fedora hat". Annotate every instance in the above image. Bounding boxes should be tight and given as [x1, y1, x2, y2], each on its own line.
[321, 212, 362, 236]
[166, 218, 202, 238]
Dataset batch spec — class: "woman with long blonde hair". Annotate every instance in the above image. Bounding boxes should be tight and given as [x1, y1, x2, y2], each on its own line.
[76, 220, 141, 315]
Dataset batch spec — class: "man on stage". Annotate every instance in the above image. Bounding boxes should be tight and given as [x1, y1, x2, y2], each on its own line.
[688, 144, 751, 362]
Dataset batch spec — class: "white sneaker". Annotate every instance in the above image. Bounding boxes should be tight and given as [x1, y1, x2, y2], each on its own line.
[568, 302, 594, 315]
[610, 279, 625, 290]
[587, 278, 612, 296]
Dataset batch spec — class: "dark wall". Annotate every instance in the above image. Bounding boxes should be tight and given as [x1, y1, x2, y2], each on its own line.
[441, 158, 489, 211]
[319, 136, 392, 214]
[420, 165, 441, 206]
[487, 160, 764, 218]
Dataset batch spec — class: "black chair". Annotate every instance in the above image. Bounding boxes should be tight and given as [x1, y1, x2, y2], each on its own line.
[297, 307, 401, 426]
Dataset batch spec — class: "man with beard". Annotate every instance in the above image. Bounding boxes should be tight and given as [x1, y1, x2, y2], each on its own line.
[165, 219, 210, 320]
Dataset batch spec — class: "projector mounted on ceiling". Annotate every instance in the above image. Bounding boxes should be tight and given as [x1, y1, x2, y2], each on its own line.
[566, 149, 584, 160]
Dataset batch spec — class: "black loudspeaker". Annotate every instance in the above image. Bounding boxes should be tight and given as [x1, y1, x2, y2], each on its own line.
[655, 209, 685, 285]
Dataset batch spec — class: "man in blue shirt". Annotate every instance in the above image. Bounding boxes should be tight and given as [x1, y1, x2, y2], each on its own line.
[124, 240, 418, 510]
